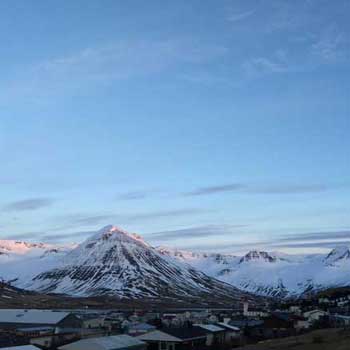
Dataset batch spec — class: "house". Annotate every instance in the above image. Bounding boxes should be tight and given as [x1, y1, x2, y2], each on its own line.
[127, 323, 156, 336]
[195, 324, 225, 346]
[15, 326, 54, 337]
[243, 302, 269, 318]
[293, 317, 310, 330]
[29, 331, 80, 349]
[330, 314, 350, 327]
[229, 319, 263, 329]
[303, 309, 328, 323]
[59, 335, 146, 350]
[138, 326, 208, 350]
[289, 305, 301, 314]
[318, 297, 331, 304]
[0, 310, 81, 330]
[216, 323, 240, 343]
[80, 315, 105, 329]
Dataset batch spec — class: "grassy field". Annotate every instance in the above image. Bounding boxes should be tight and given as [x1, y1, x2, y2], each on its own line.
[236, 328, 350, 350]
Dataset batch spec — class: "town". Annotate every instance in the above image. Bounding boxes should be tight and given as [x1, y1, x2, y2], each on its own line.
[0, 288, 349, 350]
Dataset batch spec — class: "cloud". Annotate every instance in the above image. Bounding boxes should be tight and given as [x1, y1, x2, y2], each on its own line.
[116, 189, 163, 201]
[249, 184, 330, 194]
[3, 39, 228, 102]
[242, 56, 289, 77]
[276, 230, 350, 243]
[184, 183, 333, 197]
[3, 198, 54, 212]
[184, 184, 245, 196]
[2, 232, 47, 240]
[40, 230, 95, 242]
[311, 26, 347, 63]
[242, 49, 295, 77]
[228, 10, 255, 23]
[126, 208, 209, 221]
[50, 208, 209, 232]
[148, 224, 247, 241]
[272, 240, 350, 249]
[66, 214, 115, 226]
[117, 191, 149, 201]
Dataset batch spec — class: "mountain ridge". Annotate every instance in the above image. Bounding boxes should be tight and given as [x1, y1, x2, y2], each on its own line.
[0, 226, 349, 300]
[2, 226, 252, 305]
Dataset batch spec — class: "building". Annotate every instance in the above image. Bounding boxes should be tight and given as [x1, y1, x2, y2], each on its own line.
[216, 323, 241, 343]
[195, 324, 225, 346]
[330, 314, 350, 327]
[15, 327, 54, 338]
[293, 317, 310, 330]
[127, 323, 156, 336]
[138, 326, 208, 350]
[0, 310, 81, 330]
[243, 302, 269, 318]
[80, 315, 105, 329]
[303, 309, 328, 323]
[59, 335, 146, 350]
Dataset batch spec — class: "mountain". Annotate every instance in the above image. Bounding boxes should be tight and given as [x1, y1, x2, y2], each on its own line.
[0, 240, 73, 285]
[238, 250, 277, 264]
[161, 246, 350, 298]
[12, 226, 251, 304]
[2, 226, 349, 300]
[324, 246, 350, 266]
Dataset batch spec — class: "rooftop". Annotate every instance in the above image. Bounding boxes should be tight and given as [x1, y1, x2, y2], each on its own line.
[0, 310, 70, 325]
[59, 335, 145, 350]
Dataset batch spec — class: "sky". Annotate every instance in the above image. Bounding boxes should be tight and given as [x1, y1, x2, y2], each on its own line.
[0, 0, 349, 254]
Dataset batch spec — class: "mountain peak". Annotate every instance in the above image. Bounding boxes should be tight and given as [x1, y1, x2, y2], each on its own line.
[324, 246, 350, 265]
[88, 225, 146, 244]
[239, 250, 277, 263]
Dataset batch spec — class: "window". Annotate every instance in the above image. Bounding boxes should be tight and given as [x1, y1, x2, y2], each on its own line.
[160, 341, 167, 350]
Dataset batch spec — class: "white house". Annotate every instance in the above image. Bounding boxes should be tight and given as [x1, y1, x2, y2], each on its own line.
[303, 309, 328, 322]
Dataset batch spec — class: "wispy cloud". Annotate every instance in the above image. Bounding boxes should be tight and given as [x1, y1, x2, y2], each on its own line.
[116, 189, 163, 201]
[2, 232, 47, 241]
[242, 50, 290, 77]
[250, 184, 330, 194]
[148, 224, 247, 241]
[311, 26, 347, 63]
[3, 39, 228, 102]
[184, 184, 244, 196]
[275, 230, 350, 244]
[49, 208, 209, 232]
[117, 191, 149, 201]
[126, 208, 209, 221]
[228, 10, 255, 23]
[40, 230, 96, 242]
[3, 198, 54, 212]
[184, 183, 334, 197]
[272, 240, 350, 250]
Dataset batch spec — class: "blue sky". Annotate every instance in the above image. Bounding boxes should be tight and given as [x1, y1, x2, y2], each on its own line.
[0, 0, 349, 253]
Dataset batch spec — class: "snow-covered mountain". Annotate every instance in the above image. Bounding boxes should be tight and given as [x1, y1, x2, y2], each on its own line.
[160, 246, 350, 298]
[0, 240, 74, 284]
[10, 226, 249, 303]
[1, 226, 349, 300]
